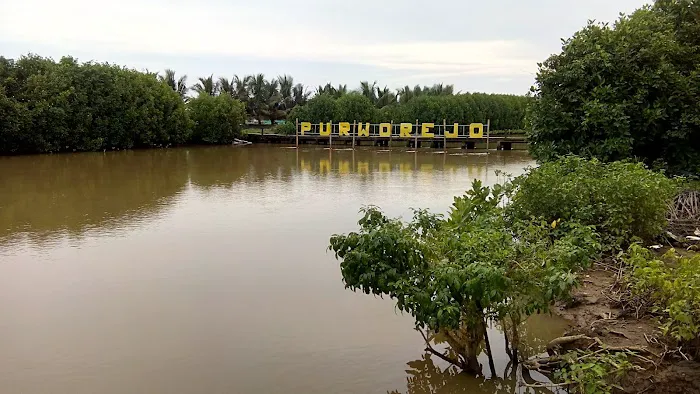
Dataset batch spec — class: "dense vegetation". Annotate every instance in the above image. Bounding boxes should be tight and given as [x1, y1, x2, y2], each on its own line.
[0, 55, 191, 153]
[528, 0, 700, 176]
[282, 92, 528, 133]
[328, 157, 676, 375]
[0, 54, 529, 155]
[509, 157, 676, 249]
[188, 94, 246, 145]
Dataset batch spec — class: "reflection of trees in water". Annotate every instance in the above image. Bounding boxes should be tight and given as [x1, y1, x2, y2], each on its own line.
[390, 315, 567, 394]
[0, 149, 191, 244]
[0, 147, 533, 246]
[389, 353, 556, 394]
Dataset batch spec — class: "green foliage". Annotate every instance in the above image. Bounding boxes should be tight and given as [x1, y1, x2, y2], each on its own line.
[288, 91, 529, 130]
[392, 94, 529, 130]
[624, 245, 700, 343]
[0, 53, 529, 153]
[0, 54, 191, 153]
[187, 94, 246, 144]
[509, 156, 676, 249]
[300, 94, 340, 122]
[335, 93, 379, 123]
[554, 349, 635, 394]
[528, 1, 700, 176]
[329, 180, 600, 371]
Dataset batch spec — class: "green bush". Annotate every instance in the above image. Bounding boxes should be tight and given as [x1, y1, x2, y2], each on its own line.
[0, 54, 191, 153]
[271, 123, 296, 135]
[335, 93, 378, 123]
[187, 94, 245, 144]
[624, 245, 700, 344]
[554, 349, 635, 394]
[528, 1, 700, 176]
[299, 94, 339, 122]
[329, 180, 600, 372]
[509, 156, 677, 249]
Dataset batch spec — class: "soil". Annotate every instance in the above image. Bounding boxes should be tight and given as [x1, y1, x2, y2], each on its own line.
[553, 266, 700, 393]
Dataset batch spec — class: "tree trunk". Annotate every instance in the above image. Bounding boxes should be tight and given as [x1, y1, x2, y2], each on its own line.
[506, 314, 521, 365]
[504, 325, 513, 359]
[483, 323, 497, 378]
[440, 326, 483, 375]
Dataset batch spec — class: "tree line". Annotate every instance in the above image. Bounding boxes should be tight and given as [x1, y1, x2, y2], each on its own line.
[282, 91, 528, 133]
[0, 54, 530, 154]
[0, 55, 247, 154]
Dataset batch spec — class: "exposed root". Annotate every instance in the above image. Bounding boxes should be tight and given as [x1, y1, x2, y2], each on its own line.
[667, 190, 700, 236]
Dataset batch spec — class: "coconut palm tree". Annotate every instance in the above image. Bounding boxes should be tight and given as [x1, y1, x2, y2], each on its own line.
[191, 75, 217, 96]
[359, 81, 379, 104]
[247, 74, 283, 133]
[426, 83, 455, 96]
[315, 83, 347, 98]
[218, 77, 234, 97]
[278, 74, 294, 110]
[159, 69, 188, 99]
[292, 84, 310, 107]
[397, 85, 415, 104]
[335, 84, 348, 97]
[375, 86, 397, 108]
[265, 78, 283, 125]
[315, 83, 333, 96]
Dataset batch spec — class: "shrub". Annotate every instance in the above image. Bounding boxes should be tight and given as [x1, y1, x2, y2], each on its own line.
[299, 94, 339, 122]
[335, 93, 378, 123]
[508, 156, 677, 249]
[329, 180, 600, 372]
[187, 94, 245, 144]
[624, 245, 700, 346]
[0, 54, 191, 153]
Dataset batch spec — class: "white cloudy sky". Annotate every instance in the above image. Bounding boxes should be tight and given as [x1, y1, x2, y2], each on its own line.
[1, 0, 650, 94]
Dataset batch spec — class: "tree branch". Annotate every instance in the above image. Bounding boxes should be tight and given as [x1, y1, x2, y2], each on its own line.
[416, 328, 462, 368]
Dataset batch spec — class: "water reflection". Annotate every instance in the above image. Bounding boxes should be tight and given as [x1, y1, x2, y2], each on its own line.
[390, 353, 555, 394]
[0, 146, 531, 247]
[0, 146, 546, 394]
[392, 315, 568, 394]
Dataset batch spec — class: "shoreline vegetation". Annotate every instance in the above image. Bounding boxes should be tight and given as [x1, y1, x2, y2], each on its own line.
[0, 55, 528, 156]
[329, 1, 700, 393]
[331, 157, 700, 393]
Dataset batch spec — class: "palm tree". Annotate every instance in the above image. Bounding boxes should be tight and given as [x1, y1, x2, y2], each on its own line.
[265, 78, 283, 126]
[232, 75, 253, 113]
[315, 83, 347, 98]
[426, 83, 455, 96]
[159, 69, 188, 99]
[375, 86, 397, 108]
[191, 75, 217, 96]
[397, 85, 415, 104]
[335, 84, 348, 97]
[359, 81, 378, 104]
[292, 84, 310, 107]
[247, 74, 283, 134]
[316, 83, 333, 96]
[278, 74, 294, 110]
[218, 77, 234, 97]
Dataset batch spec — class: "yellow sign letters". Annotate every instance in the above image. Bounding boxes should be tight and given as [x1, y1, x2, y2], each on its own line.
[298, 122, 490, 138]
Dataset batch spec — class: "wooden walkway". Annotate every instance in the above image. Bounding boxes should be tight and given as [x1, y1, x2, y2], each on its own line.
[245, 134, 528, 150]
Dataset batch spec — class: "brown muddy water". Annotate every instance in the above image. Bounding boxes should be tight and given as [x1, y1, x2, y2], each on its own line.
[0, 146, 569, 394]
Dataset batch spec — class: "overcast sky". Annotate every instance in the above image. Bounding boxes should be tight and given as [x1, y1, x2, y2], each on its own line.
[1, 0, 650, 94]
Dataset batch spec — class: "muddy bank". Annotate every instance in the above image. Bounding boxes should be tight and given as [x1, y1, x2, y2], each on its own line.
[552, 266, 700, 393]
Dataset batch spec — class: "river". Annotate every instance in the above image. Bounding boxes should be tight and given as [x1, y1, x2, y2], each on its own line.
[0, 146, 568, 394]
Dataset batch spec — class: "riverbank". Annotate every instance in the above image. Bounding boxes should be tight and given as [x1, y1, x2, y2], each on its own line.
[548, 250, 700, 393]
